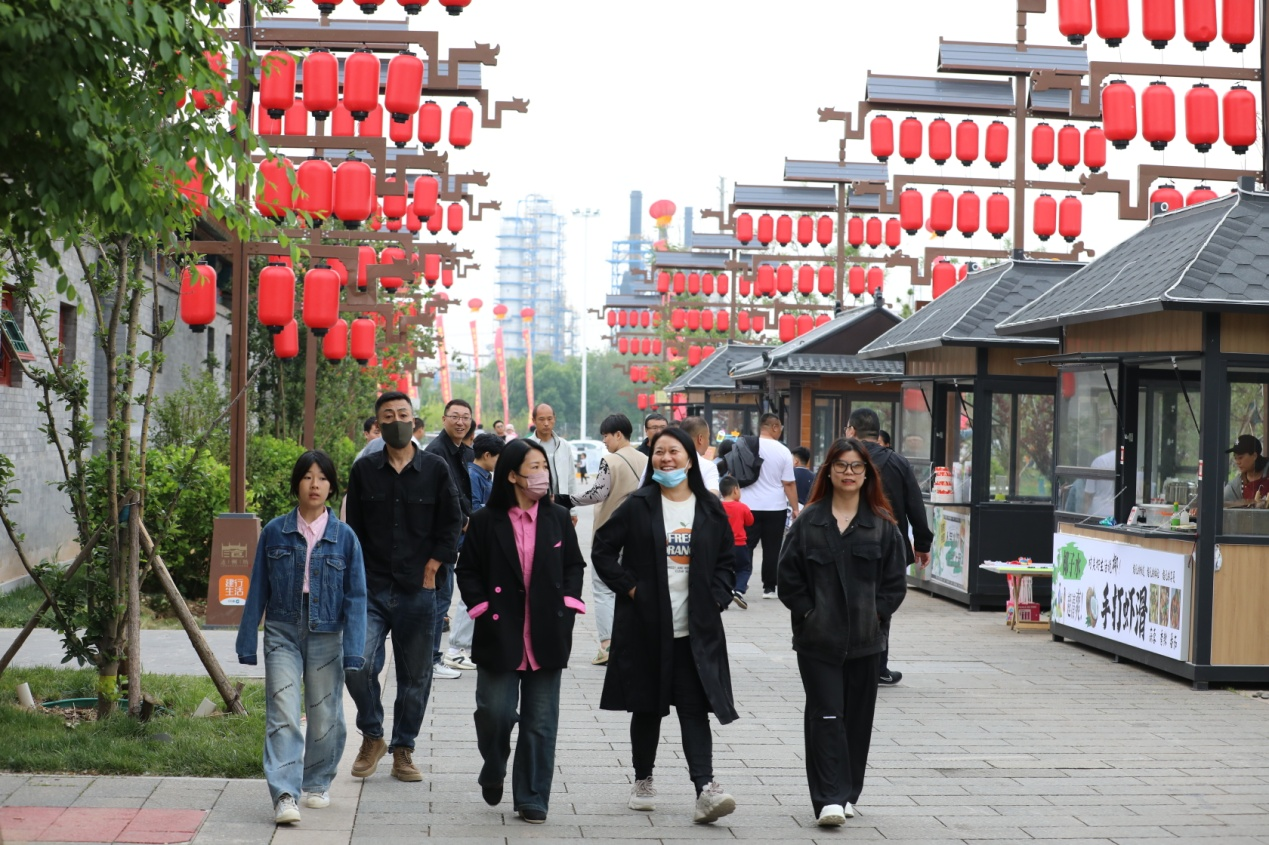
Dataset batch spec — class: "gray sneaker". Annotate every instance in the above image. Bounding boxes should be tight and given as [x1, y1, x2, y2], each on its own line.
[628, 777, 656, 811]
[274, 794, 301, 824]
[693, 781, 736, 824]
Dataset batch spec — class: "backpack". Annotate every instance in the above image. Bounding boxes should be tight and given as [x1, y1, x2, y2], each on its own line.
[729, 435, 765, 488]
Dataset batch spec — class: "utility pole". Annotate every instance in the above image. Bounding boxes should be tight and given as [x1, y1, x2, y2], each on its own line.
[572, 208, 599, 439]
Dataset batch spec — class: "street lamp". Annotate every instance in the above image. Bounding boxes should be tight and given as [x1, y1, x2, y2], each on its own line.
[572, 208, 599, 439]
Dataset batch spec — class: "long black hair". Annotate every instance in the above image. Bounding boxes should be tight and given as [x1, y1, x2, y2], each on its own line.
[806, 437, 896, 524]
[640, 427, 725, 519]
[486, 438, 550, 511]
[290, 450, 340, 500]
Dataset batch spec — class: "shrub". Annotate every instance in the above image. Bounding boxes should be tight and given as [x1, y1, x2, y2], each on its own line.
[246, 434, 306, 525]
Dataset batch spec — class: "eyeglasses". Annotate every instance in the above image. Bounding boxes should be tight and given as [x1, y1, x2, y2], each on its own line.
[444, 414, 472, 423]
[831, 460, 867, 475]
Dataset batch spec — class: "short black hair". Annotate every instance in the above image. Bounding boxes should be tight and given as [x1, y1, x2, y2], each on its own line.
[760, 412, 782, 428]
[879, 429, 892, 447]
[791, 446, 811, 465]
[847, 407, 880, 438]
[493, 419, 504, 427]
[680, 415, 709, 441]
[719, 476, 740, 497]
[290, 450, 340, 500]
[472, 432, 505, 460]
[643, 412, 667, 429]
[363, 416, 378, 433]
[717, 439, 734, 457]
[599, 413, 633, 439]
[444, 398, 472, 415]
[375, 391, 411, 414]
[412, 418, 426, 433]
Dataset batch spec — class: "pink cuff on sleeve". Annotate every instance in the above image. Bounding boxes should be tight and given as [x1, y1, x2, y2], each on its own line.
[468, 601, 490, 619]
[563, 596, 587, 614]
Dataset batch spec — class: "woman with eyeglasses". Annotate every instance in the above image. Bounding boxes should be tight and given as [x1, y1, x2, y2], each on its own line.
[777, 437, 907, 828]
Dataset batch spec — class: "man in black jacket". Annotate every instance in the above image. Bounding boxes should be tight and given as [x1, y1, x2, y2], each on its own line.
[424, 398, 475, 680]
[845, 408, 932, 685]
[635, 412, 667, 457]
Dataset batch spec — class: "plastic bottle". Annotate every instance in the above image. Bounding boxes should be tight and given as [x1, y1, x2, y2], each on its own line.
[1170, 502, 1180, 529]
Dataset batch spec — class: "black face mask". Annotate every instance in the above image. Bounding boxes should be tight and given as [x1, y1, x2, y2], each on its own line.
[381, 420, 413, 450]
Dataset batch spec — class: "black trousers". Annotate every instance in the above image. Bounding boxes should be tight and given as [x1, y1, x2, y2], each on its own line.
[797, 651, 880, 813]
[878, 617, 891, 674]
[630, 637, 714, 794]
[746, 509, 788, 592]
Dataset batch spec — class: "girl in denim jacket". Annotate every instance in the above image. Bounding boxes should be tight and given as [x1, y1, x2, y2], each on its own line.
[236, 451, 368, 825]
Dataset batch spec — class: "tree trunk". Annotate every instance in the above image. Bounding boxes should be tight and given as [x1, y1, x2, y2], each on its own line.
[126, 497, 142, 717]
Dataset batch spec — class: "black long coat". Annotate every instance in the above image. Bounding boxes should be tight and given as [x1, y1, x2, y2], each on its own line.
[591, 486, 738, 723]
[455, 502, 587, 672]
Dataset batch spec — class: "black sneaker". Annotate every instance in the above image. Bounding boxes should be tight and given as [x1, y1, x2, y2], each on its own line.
[732, 591, 748, 610]
[518, 807, 547, 824]
[481, 782, 503, 806]
[878, 669, 903, 685]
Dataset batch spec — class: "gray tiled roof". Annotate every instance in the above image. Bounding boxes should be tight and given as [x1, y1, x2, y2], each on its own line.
[784, 160, 888, 184]
[999, 189, 1269, 334]
[859, 259, 1080, 357]
[733, 353, 903, 379]
[733, 185, 837, 211]
[938, 40, 1089, 76]
[651, 252, 730, 271]
[665, 343, 768, 392]
[730, 304, 902, 379]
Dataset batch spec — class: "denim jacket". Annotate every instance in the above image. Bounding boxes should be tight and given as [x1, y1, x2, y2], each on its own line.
[235, 507, 368, 671]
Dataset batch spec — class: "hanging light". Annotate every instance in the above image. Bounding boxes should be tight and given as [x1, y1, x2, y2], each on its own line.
[259, 261, 296, 333]
[342, 50, 380, 120]
[929, 189, 954, 236]
[1034, 194, 1057, 241]
[688, 272, 700, 295]
[956, 191, 980, 238]
[752, 314, 766, 334]
[702, 273, 715, 296]
[656, 270, 670, 293]
[302, 49, 338, 119]
[671, 308, 686, 330]
[756, 213, 775, 245]
[1186, 184, 1219, 205]
[1223, 85, 1257, 153]
[352, 0, 385, 12]
[757, 264, 775, 296]
[848, 265, 865, 296]
[816, 215, 833, 246]
[1142, 0, 1175, 47]
[191, 51, 228, 112]
[673, 271, 685, 294]
[427, 208, 443, 235]
[396, 0, 427, 14]
[899, 116, 923, 163]
[302, 264, 340, 336]
[380, 177, 407, 220]
[865, 217, 883, 248]
[413, 175, 440, 219]
[1185, 83, 1219, 152]
[1059, 196, 1083, 243]
[351, 318, 376, 364]
[330, 102, 354, 137]
[885, 218, 902, 249]
[688, 346, 703, 367]
[1031, 122, 1055, 169]
[449, 102, 474, 148]
[778, 315, 796, 343]
[932, 260, 956, 298]
[323, 319, 348, 361]
[418, 100, 443, 148]
[1059, 0, 1092, 43]
[986, 191, 1010, 239]
[179, 263, 217, 332]
[1222, 0, 1254, 50]
[955, 119, 978, 166]
[384, 51, 423, 123]
[1183, 0, 1217, 49]
[716, 312, 729, 334]
[686, 309, 701, 331]
[818, 266, 835, 297]
[776, 264, 793, 295]
[357, 104, 383, 138]
[423, 253, 441, 285]
[355, 245, 376, 290]
[447, 202, 464, 234]
[606, 310, 617, 328]
[900, 188, 924, 235]
[716, 273, 729, 296]
[379, 247, 406, 290]
[870, 115, 894, 162]
[1084, 125, 1108, 171]
[775, 214, 793, 246]
[1096, 0, 1130, 45]
[1057, 124, 1082, 170]
[274, 320, 300, 359]
[297, 158, 334, 224]
[797, 264, 815, 295]
[737, 311, 751, 333]
[1102, 80, 1137, 149]
[866, 267, 884, 296]
[735, 213, 754, 244]
[440, 0, 472, 14]
[984, 120, 1008, 168]
[738, 276, 751, 297]
[283, 99, 308, 136]
[334, 159, 373, 229]
[259, 50, 296, 119]
[928, 117, 952, 165]
[1141, 81, 1176, 150]
[175, 158, 208, 217]
[844, 216, 864, 247]
[257, 103, 281, 136]
[1150, 183, 1186, 213]
[255, 156, 296, 221]
[796, 215, 814, 247]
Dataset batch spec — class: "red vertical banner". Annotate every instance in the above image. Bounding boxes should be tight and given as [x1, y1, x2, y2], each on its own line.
[495, 326, 509, 424]
[523, 327, 535, 427]
[470, 320, 482, 427]
[437, 313, 452, 404]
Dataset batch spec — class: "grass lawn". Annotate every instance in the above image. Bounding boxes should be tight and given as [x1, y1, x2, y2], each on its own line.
[0, 585, 200, 630]
[0, 666, 266, 778]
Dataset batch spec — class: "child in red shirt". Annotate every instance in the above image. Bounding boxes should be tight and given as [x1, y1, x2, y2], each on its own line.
[720, 477, 754, 608]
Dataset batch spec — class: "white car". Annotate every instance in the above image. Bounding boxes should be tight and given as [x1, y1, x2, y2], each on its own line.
[572, 439, 604, 480]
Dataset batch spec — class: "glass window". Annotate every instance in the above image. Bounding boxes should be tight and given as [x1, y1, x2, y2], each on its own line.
[1221, 368, 1269, 536]
[1137, 378, 1200, 507]
[1056, 368, 1120, 517]
[811, 395, 840, 467]
[900, 383, 933, 492]
[988, 392, 1054, 501]
[946, 387, 974, 502]
[709, 406, 757, 442]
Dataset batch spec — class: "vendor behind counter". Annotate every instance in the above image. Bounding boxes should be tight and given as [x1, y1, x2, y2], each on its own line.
[1223, 434, 1269, 505]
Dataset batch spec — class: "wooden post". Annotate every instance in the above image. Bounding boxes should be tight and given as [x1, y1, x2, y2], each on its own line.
[138, 523, 248, 716]
[126, 499, 142, 718]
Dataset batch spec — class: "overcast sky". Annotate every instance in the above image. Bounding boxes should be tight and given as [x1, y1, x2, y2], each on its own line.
[291, 0, 1263, 355]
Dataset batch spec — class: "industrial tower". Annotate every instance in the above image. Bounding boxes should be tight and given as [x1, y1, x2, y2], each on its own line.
[495, 195, 573, 361]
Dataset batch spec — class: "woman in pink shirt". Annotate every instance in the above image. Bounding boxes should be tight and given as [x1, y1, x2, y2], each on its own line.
[455, 439, 587, 825]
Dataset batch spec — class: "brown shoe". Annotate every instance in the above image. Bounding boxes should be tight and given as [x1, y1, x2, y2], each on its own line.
[351, 735, 387, 778]
[391, 747, 423, 782]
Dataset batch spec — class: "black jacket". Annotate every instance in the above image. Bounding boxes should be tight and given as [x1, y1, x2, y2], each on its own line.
[345, 444, 462, 591]
[591, 486, 738, 723]
[456, 502, 586, 672]
[425, 433, 474, 522]
[777, 498, 908, 663]
[864, 441, 933, 563]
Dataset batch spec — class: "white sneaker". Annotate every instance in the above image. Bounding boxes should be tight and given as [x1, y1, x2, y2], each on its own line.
[762, 590, 777, 599]
[443, 653, 477, 670]
[693, 781, 736, 824]
[302, 791, 330, 809]
[274, 794, 301, 824]
[844, 801, 856, 818]
[628, 777, 656, 811]
[817, 804, 846, 826]
[433, 661, 462, 679]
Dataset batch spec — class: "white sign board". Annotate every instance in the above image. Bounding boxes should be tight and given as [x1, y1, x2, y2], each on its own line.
[1050, 532, 1191, 660]
[913, 505, 970, 592]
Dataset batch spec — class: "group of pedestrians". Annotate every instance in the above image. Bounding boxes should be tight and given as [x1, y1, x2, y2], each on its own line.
[235, 391, 927, 829]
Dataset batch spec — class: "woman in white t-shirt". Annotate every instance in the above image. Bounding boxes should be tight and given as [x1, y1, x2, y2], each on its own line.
[592, 427, 739, 826]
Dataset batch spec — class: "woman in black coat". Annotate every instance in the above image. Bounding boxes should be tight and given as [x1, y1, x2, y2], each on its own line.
[456, 439, 587, 825]
[777, 437, 907, 828]
[591, 427, 738, 825]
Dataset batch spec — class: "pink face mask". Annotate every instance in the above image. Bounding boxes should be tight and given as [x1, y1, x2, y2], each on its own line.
[520, 471, 550, 501]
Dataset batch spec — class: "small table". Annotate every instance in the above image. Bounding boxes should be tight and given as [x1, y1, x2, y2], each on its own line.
[980, 562, 1053, 632]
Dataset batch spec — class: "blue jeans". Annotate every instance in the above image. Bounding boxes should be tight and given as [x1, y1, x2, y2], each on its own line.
[432, 562, 454, 665]
[733, 544, 753, 594]
[345, 580, 436, 751]
[262, 607, 346, 805]
[474, 666, 562, 813]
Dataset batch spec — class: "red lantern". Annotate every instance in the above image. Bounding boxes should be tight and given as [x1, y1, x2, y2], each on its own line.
[778, 314, 795, 343]
[297, 158, 334, 223]
[673, 271, 685, 294]
[1057, 124, 1082, 170]
[259, 50, 296, 119]
[932, 260, 956, 298]
[687, 273, 700, 295]
[180, 263, 217, 332]
[865, 217, 882, 248]
[816, 215, 833, 246]
[885, 218, 902, 249]
[796, 215, 814, 247]
[302, 50, 338, 119]
[1142, 81, 1176, 150]
[342, 50, 380, 120]
[1143, 0, 1175, 47]
[818, 266, 835, 297]
[606, 310, 617, 327]
[756, 214, 774, 245]
[1059, 0, 1093, 43]
[384, 51, 423, 122]
[418, 100, 443, 148]
[1034, 194, 1057, 241]
[847, 216, 864, 247]
[274, 320, 300, 359]
[323, 319, 348, 361]
[255, 156, 295, 220]
[427, 208, 444, 235]
[404, 210, 422, 233]
[351, 318, 376, 364]
[649, 199, 676, 220]
[1031, 122, 1055, 169]
[900, 188, 923, 235]
[757, 264, 775, 296]
[259, 262, 296, 333]
[653, 335, 665, 352]
[334, 160, 374, 228]
[636, 393, 648, 411]
[379, 247, 406, 290]
[930, 189, 954, 236]
[1223, 0, 1255, 50]
[191, 51, 228, 112]
[816, 314, 830, 327]
[1097, 0, 1130, 45]
[1061, 371, 1077, 399]
[1102, 80, 1137, 149]
[656, 271, 670, 293]
[716, 311, 730, 333]
[1187, 184, 1219, 205]
[1150, 183, 1185, 213]
[776, 264, 793, 295]
[353, 0, 385, 11]
[870, 115, 894, 162]
[752, 314, 766, 334]
[671, 308, 686, 330]
[440, 0, 471, 14]
[737, 311, 751, 333]
[1185, 83, 1220, 152]
[986, 191, 1010, 239]
[775, 215, 793, 246]
[848, 266, 865, 296]
[1084, 125, 1108, 171]
[702, 273, 714, 296]
[617, 310, 629, 328]
[630, 367, 641, 384]
[447, 203, 465, 235]
[423, 253, 441, 285]
[735, 213, 754, 244]
[389, 112, 414, 148]
[356, 245, 377, 290]
[330, 102, 354, 137]
[381, 178, 407, 220]
[928, 117, 952, 165]
[957, 191, 980, 238]
[958, 263, 969, 282]
[302, 265, 340, 336]
[358, 104, 383, 137]
[413, 175, 439, 219]
[716, 273, 729, 296]
[985, 120, 1009, 168]
[1059, 196, 1083, 242]
[738, 276, 750, 297]
[796, 314, 814, 337]
[688, 346, 702, 367]
[797, 264, 814, 295]
[903, 386, 927, 413]
[899, 116, 923, 164]
[284, 99, 308, 136]
[866, 267, 884, 296]
[449, 102, 474, 148]
[955, 119, 978, 166]
[1183, 0, 1217, 49]
[257, 103, 281, 136]
[700, 311, 714, 332]
[617, 337, 629, 355]
[1223, 86, 1257, 153]
[176, 158, 208, 217]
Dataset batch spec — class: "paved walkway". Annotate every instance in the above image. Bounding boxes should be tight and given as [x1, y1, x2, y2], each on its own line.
[3, 508, 1269, 844]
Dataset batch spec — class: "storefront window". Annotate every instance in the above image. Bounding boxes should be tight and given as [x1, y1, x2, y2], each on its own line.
[946, 387, 973, 501]
[1221, 368, 1269, 536]
[1056, 368, 1119, 517]
[900, 383, 932, 492]
[811, 396, 840, 467]
[988, 392, 1054, 501]
[1136, 375, 1200, 508]
[709, 407, 756, 442]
